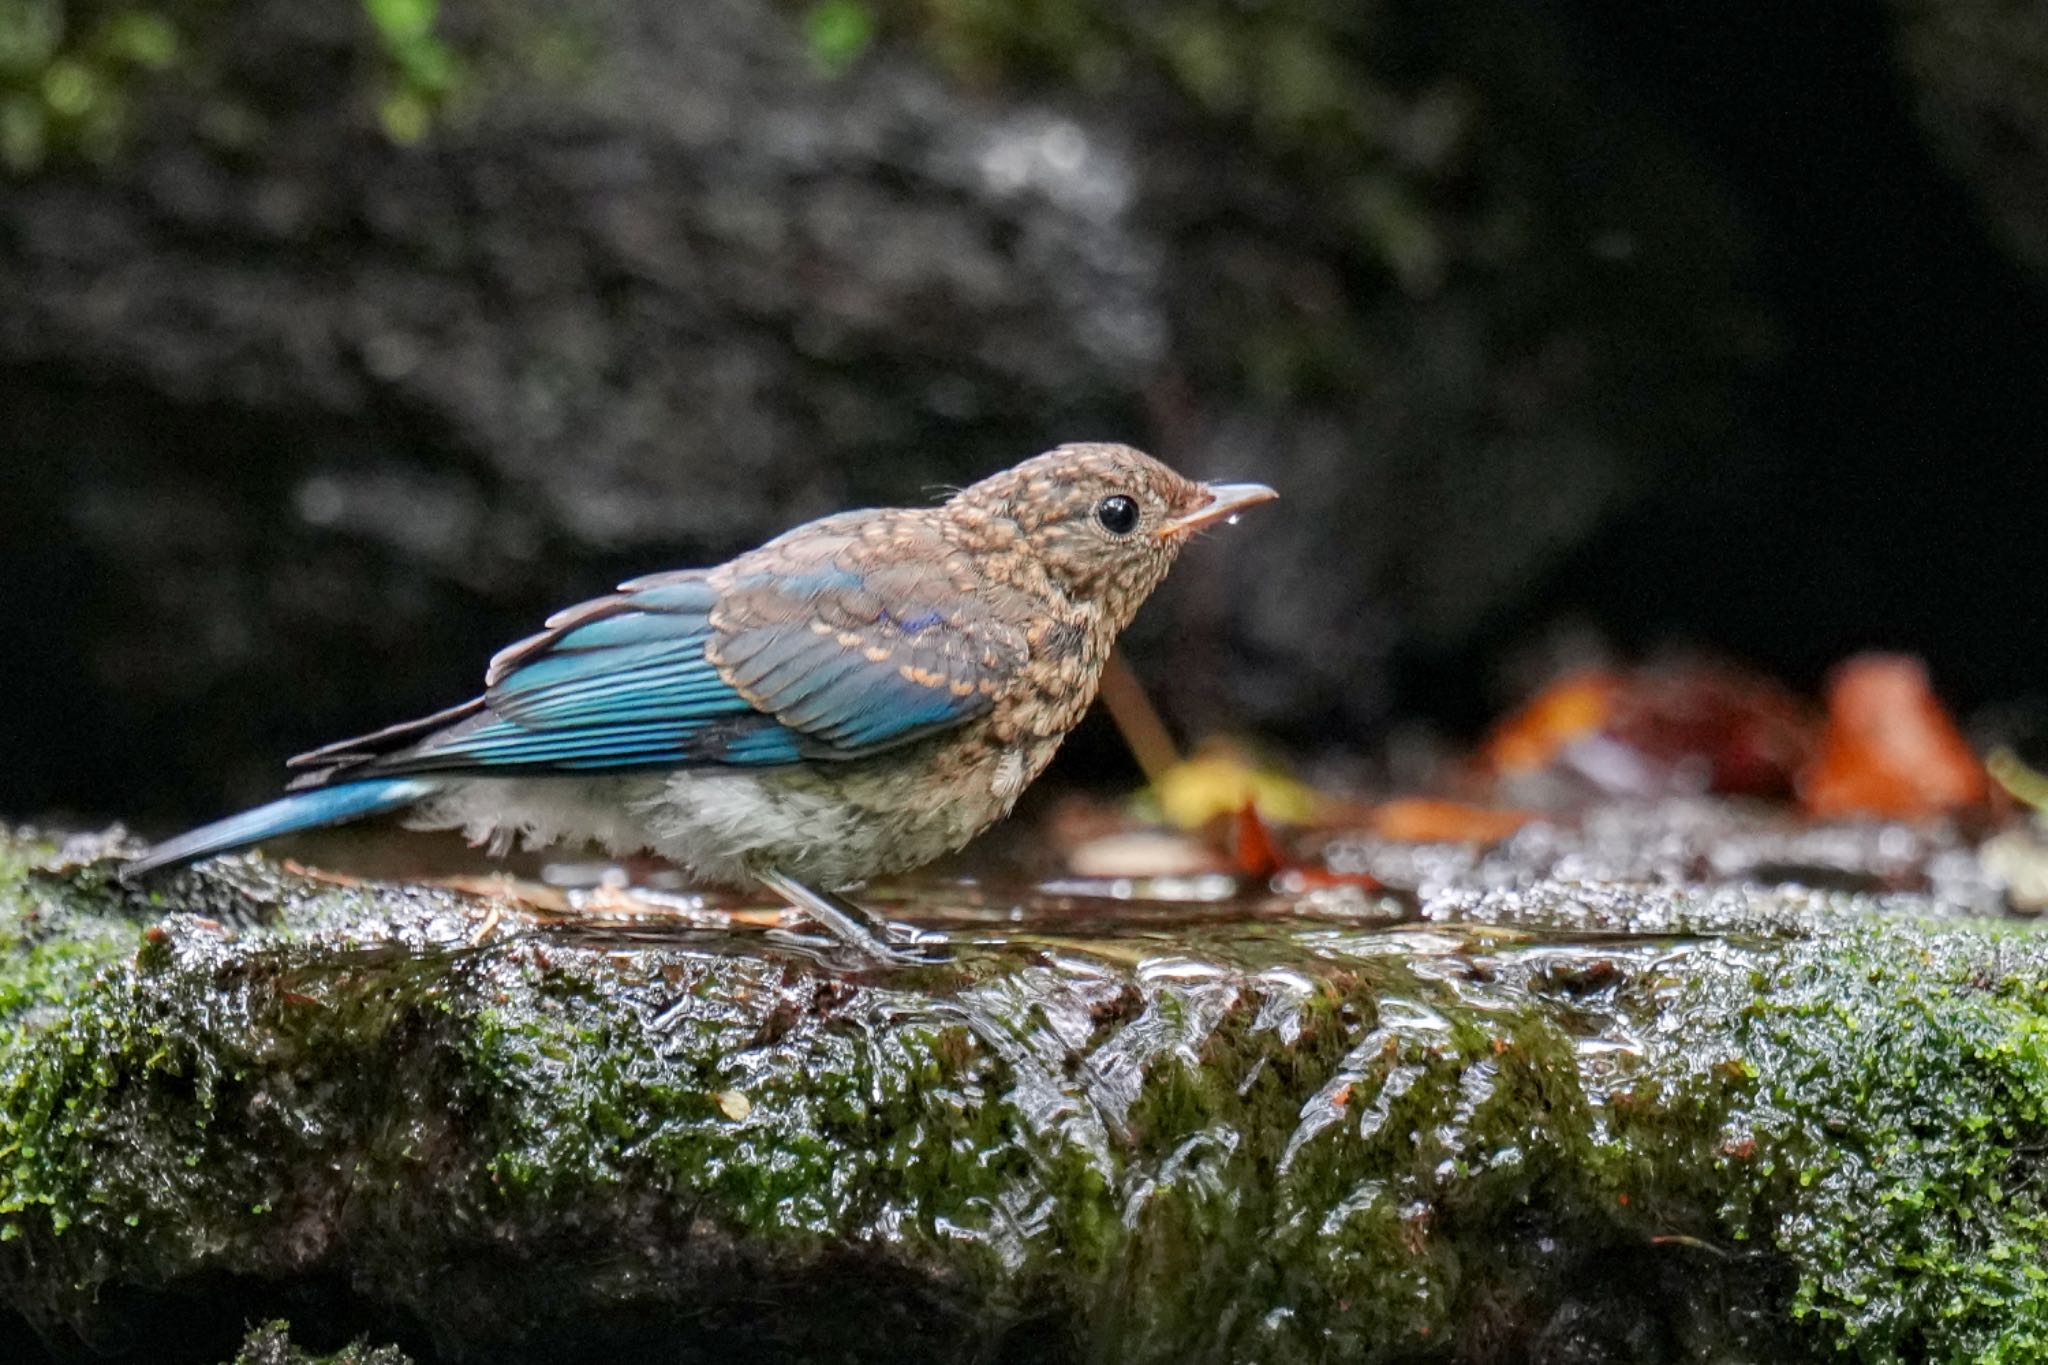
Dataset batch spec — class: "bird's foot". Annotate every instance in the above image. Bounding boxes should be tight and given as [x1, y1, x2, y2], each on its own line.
[754, 869, 944, 964]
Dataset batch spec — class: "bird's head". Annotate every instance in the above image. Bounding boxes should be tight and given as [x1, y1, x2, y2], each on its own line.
[948, 443, 1276, 626]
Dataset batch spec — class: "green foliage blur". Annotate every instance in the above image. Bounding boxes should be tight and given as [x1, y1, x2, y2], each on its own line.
[0, 0, 174, 170]
[363, 0, 459, 144]
[0, 0, 459, 173]
[801, 0, 874, 75]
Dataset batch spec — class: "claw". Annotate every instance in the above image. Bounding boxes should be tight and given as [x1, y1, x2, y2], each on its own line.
[755, 869, 945, 964]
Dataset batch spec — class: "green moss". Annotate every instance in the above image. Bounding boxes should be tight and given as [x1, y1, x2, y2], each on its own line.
[1710, 925, 2048, 1361]
[458, 953, 868, 1237]
[0, 859, 135, 1027]
[0, 848, 158, 1251]
[7, 827, 2048, 1360]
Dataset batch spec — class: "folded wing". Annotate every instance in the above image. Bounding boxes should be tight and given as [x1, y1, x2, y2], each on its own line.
[289, 526, 1029, 784]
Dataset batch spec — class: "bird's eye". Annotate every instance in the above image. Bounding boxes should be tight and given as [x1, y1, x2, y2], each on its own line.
[1094, 494, 1140, 536]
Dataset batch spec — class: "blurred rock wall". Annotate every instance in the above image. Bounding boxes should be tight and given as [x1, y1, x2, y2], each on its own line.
[1891, 0, 2048, 284]
[0, 0, 2039, 822]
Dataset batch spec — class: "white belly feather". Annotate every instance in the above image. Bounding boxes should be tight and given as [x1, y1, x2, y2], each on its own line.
[403, 742, 1032, 890]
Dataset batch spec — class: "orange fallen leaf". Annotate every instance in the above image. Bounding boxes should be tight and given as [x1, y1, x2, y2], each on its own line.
[1275, 866, 1386, 892]
[1481, 669, 1618, 774]
[1367, 798, 1537, 843]
[1233, 802, 1286, 879]
[1482, 662, 1815, 797]
[1798, 654, 1987, 819]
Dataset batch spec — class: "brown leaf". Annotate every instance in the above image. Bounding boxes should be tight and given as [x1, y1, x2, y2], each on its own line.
[1798, 654, 1987, 818]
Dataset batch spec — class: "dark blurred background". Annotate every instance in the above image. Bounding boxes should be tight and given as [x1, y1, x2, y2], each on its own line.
[2, 0, 2044, 828]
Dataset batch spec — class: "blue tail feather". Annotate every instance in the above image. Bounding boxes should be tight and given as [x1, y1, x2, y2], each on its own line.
[122, 778, 438, 878]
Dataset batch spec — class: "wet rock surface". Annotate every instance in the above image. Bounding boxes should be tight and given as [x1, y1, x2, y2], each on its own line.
[7, 818, 2048, 1363]
[1319, 796, 2016, 916]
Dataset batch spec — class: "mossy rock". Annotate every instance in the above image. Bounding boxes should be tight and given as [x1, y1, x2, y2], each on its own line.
[228, 1321, 413, 1365]
[5, 824, 2048, 1362]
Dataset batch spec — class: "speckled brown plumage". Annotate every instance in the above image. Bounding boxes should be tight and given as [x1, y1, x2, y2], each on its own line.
[127, 443, 1275, 954]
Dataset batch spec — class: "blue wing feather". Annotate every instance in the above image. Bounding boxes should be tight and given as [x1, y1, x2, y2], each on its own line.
[124, 778, 437, 877]
[304, 542, 1026, 783]
[544, 611, 706, 652]
[494, 663, 738, 726]
[490, 638, 714, 699]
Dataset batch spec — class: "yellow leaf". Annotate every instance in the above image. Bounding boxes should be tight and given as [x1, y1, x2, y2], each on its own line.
[1145, 740, 1324, 829]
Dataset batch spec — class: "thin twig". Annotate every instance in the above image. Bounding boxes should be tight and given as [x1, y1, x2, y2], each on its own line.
[1098, 648, 1182, 787]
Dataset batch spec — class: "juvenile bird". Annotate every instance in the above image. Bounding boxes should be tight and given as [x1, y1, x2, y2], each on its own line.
[125, 444, 1275, 956]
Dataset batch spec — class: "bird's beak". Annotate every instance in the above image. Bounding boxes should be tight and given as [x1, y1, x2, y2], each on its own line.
[1160, 481, 1279, 536]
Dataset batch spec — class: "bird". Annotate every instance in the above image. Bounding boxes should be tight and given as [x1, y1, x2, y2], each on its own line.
[124, 443, 1276, 957]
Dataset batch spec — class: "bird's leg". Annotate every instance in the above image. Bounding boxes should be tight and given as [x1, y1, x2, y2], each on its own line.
[754, 868, 939, 964]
